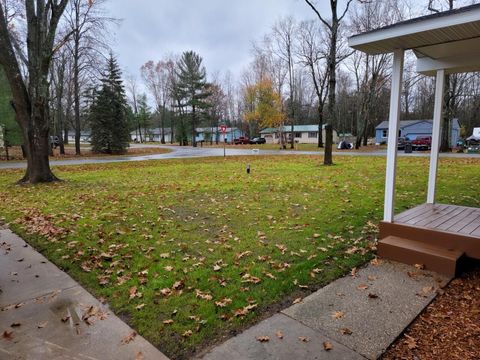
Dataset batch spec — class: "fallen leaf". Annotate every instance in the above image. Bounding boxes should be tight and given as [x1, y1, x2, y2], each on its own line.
[2, 330, 13, 340]
[404, 334, 417, 349]
[357, 283, 369, 290]
[293, 297, 303, 305]
[256, 335, 270, 342]
[275, 330, 284, 339]
[136, 304, 145, 310]
[163, 319, 174, 325]
[351, 267, 357, 277]
[332, 311, 345, 319]
[323, 341, 333, 350]
[135, 352, 144, 360]
[121, 331, 137, 344]
[414, 264, 425, 270]
[182, 330, 193, 338]
[61, 315, 71, 323]
[129, 286, 138, 300]
[341, 328, 353, 335]
[368, 293, 379, 299]
[299, 336, 310, 342]
[37, 321, 48, 329]
[10, 322, 21, 327]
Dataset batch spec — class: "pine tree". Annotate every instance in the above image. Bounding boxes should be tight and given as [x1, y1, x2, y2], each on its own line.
[175, 51, 211, 147]
[90, 55, 130, 154]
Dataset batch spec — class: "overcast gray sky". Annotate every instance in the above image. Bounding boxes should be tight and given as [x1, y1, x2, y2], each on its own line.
[105, 0, 330, 81]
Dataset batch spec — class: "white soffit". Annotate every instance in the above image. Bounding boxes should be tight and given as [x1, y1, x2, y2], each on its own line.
[348, 4, 480, 55]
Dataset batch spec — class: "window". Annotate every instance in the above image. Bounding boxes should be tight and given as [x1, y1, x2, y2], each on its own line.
[308, 132, 318, 138]
[295, 132, 302, 138]
[382, 129, 388, 138]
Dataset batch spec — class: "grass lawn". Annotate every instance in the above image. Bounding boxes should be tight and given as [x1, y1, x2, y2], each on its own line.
[0, 155, 479, 359]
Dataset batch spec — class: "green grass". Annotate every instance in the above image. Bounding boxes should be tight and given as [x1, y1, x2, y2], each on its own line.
[0, 155, 479, 359]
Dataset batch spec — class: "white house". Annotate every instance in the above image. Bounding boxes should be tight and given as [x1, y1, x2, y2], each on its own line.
[260, 125, 339, 144]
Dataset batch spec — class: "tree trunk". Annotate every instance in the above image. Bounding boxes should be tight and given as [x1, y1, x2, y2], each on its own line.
[317, 104, 324, 148]
[324, 123, 333, 165]
[192, 105, 197, 147]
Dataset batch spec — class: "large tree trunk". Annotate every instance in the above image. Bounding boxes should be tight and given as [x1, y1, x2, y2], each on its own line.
[0, 1, 67, 183]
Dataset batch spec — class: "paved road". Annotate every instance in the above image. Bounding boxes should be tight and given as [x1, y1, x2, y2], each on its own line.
[0, 145, 478, 170]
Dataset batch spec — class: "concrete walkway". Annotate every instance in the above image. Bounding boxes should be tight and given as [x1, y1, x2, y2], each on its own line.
[199, 260, 450, 360]
[0, 145, 478, 170]
[0, 229, 168, 360]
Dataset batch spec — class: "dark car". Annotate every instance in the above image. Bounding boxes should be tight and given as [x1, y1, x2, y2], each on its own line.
[397, 137, 409, 150]
[249, 137, 266, 144]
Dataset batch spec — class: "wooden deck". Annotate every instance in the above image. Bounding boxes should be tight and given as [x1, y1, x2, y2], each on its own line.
[378, 204, 480, 275]
[393, 204, 480, 237]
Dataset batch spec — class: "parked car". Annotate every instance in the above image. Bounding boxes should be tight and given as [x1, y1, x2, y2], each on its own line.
[249, 137, 266, 144]
[411, 136, 432, 150]
[233, 137, 250, 145]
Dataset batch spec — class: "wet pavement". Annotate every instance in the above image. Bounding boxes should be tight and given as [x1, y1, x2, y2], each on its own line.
[0, 229, 168, 360]
[0, 145, 478, 170]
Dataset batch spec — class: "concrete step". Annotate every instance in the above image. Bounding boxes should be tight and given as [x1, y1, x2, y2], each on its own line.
[378, 235, 464, 277]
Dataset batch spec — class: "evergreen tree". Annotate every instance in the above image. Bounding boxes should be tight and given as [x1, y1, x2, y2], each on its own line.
[89, 55, 130, 154]
[175, 51, 211, 147]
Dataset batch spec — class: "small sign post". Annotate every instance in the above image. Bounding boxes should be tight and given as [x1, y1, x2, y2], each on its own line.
[220, 125, 227, 158]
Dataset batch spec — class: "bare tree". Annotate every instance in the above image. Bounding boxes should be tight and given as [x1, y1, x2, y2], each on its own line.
[141, 60, 171, 144]
[304, 0, 355, 165]
[125, 74, 143, 143]
[296, 20, 329, 147]
[272, 17, 297, 148]
[0, 0, 70, 183]
[64, 0, 114, 155]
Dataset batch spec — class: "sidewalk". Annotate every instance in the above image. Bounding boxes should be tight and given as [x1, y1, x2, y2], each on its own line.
[0, 229, 168, 360]
[199, 260, 450, 360]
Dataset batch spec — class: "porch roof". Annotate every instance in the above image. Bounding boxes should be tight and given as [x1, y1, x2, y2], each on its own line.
[348, 4, 480, 75]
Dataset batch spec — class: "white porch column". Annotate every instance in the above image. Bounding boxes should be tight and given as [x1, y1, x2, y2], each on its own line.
[384, 49, 404, 222]
[427, 69, 445, 204]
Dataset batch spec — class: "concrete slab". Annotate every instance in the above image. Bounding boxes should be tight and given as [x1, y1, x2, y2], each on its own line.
[198, 313, 364, 360]
[282, 261, 450, 360]
[0, 229, 168, 360]
[0, 230, 77, 306]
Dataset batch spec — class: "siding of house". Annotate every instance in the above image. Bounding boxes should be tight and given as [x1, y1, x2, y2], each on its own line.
[375, 119, 460, 147]
[260, 125, 339, 144]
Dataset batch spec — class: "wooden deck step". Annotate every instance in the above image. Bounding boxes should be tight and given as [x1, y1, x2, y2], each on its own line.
[378, 236, 464, 277]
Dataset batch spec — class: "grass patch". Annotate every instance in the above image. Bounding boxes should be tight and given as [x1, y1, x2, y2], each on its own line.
[0, 155, 478, 359]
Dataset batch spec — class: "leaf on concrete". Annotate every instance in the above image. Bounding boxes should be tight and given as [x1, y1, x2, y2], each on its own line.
[121, 331, 137, 344]
[323, 341, 333, 350]
[256, 336, 270, 342]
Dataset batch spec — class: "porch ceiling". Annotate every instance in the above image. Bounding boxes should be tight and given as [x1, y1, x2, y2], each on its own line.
[348, 4, 480, 75]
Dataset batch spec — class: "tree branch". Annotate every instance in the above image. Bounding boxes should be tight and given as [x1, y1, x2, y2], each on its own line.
[304, 0, 332, 30]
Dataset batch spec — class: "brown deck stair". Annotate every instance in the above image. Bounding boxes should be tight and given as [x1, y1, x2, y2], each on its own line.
[378, 236, 464, 277]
